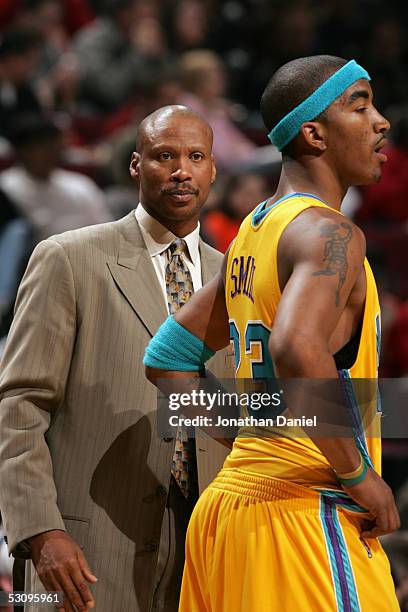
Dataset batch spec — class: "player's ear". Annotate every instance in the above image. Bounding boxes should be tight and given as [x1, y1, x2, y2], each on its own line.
[129, 152, 141, 181]
[300, 121, 327, 152]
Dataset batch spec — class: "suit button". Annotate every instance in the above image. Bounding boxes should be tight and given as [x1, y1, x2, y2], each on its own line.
[156, 485, 167, 498]
[163, 437, 173, 443]
[144, 539, 159, 553]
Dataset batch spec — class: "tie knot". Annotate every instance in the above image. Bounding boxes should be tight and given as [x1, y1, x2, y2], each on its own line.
[169, 238, 187, 257]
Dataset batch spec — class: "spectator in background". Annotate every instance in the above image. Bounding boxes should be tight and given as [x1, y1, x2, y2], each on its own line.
[317, 0, 365, 59]
[0, 185, 26, 243]
[17, 0, 69, 59]
[0, 114, 111, 242]
[14, 0, 81, 112]
[0, 1, 22, 29]
[363, 17, 408, 113]
[166, 0, 210, 52]
[105, 129, 139, 218]
[142, 66, 183, 115]
[381, 299, 408, 377]
[74, 0, 171, 114]
[271, 1, 317, 64]
[63, 0, 95, 36]
[179, 50, 258, 170]
[202, 172, 269, 252]
[131, 12, 167, 60]
[0, 27, 44, 142]
[0, 188, 32, 341]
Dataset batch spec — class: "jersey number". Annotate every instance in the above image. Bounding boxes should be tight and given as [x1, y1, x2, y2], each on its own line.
[229, 320, 275, 379]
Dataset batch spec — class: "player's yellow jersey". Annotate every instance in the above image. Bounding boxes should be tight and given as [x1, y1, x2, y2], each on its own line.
[224, 192, 382, 490]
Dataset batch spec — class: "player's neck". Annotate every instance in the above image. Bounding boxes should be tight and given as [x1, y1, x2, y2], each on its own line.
[275, 158, 347, 212]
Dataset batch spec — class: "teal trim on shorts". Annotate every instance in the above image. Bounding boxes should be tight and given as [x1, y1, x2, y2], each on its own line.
[320, 495, 361, 612]
[339, 370, 374, 469]
[314, 489, 366, 513]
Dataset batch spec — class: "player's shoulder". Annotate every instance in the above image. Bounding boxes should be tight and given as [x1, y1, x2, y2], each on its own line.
[284, 205, 365, 253]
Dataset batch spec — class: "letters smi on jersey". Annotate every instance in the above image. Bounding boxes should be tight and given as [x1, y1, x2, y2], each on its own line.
[230, 255, 256, 302]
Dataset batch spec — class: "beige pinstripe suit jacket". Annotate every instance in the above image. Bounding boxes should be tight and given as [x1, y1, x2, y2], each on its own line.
[0, 212, 230, 611]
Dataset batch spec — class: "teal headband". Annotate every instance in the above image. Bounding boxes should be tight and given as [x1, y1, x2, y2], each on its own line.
[268, 60, 371, 152]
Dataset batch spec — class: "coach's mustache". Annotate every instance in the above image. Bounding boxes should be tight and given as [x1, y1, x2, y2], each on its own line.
[161, 185, 199, 196]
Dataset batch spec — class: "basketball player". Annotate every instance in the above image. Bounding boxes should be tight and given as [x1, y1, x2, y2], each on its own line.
[144, 56, 400, 611]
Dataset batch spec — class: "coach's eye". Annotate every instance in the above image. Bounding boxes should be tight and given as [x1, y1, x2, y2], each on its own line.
[356, 107, 367, 113]
[159, 152, 172, 160]
[191, 152, 204, 161]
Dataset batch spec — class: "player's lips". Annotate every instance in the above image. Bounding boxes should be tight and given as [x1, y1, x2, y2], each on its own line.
[373, 137, 388, 162]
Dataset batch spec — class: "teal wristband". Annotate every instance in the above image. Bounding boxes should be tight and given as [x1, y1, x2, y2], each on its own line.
[337, 461, 368, 487]
[144, 316, 215, 371]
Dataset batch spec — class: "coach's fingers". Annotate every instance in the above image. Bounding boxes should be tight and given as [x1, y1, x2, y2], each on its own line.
[62, 595, 75, 612]
[57, 567, 88, 611]
[70, 557, 95, 608]
[48, 570, 74, 612]
[52, 571, 75, 612]
[77, 550, 98, 585]
[43, 570, 65, 612]
[37, 572, 63, 612]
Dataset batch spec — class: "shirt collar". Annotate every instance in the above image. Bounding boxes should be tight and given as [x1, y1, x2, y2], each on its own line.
[135, 204, 200, 266]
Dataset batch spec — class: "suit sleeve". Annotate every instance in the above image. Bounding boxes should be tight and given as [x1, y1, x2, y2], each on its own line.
[0, 238, 77, 554]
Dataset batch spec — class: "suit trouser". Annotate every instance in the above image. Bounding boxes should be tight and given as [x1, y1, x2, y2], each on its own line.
[12, 558, 25, 612]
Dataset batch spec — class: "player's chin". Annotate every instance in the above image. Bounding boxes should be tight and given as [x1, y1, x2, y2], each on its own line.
[371, 154, 387, 182]
[357, 165, 383, 185]
[372, 164, 383, 183]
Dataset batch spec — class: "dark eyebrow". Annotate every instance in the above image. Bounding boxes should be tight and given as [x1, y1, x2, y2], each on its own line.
[347, 89, 370, 105]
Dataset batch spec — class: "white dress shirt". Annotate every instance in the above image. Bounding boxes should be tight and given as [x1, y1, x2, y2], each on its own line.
[135, 205, 202, 305]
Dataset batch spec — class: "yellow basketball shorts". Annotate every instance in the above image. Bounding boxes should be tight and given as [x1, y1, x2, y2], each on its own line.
[179, 468, 399, 612]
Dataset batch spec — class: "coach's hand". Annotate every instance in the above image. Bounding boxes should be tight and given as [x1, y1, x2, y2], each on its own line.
[341, 467, 400, 538]
[29, 530, 97, 611]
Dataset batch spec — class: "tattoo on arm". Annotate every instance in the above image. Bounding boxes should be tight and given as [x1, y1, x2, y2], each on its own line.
[312, 222, 352, 306]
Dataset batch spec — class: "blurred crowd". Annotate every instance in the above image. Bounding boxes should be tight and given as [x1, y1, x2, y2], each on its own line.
[0, 0, 407, 604]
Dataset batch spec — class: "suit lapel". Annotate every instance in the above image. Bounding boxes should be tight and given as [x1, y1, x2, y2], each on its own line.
[200, 240, 222, 285]
[107, 213, 168, 337]
[107, 216, 223, 337]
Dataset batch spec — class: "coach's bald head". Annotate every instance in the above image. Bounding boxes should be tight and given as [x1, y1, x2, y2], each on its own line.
[135, 105, 213, 153]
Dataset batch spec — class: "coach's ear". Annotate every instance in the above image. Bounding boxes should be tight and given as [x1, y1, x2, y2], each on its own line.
[210, 154, 216, 184]
[129, 152, 141, 181]
[300, 121, 327, 153]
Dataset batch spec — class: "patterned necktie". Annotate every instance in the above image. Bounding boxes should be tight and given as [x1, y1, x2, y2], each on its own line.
[165, 238, 195, 497]
[166, 238, 194, 315]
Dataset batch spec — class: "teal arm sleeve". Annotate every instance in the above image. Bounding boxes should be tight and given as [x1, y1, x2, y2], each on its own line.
[143, 316, 215, 372]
